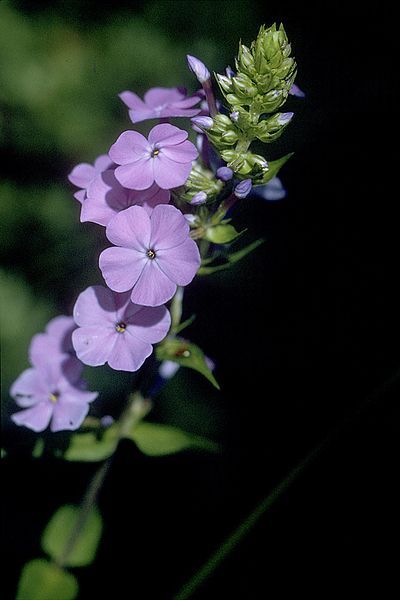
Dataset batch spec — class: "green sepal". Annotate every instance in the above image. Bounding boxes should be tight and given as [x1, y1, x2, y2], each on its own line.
[41, 505, 102, 568]
[128, 422, 219, 456]
[16, 560, 78, 600]
[156, 337, 220, 389]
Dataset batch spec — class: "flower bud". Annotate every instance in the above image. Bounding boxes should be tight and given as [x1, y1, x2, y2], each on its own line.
[190, 191, 207, 206]
[221, 130, 239, 144]
[289, 83, 305, 98]
[216, 166, 233, 181]
[230, 111, 239, 122]
[191, 116, 213, 129]
[187, 55, 210, 83]
[234, 179, 252, 198]
[277, 111, 294, 125]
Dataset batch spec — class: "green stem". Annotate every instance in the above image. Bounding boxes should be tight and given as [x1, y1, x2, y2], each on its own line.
[56, 393, 151, 569]
[174, 367, 400, 599]
[170, 287, 184, 332]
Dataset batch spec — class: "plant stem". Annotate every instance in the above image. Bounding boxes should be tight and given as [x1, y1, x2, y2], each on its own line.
[173, 367, 400, 599]
[56, 393, 151, 569]
[170, 286, 184, 331]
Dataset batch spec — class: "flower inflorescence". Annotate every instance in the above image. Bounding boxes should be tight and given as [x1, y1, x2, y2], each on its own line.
[10, 23, 303, 433]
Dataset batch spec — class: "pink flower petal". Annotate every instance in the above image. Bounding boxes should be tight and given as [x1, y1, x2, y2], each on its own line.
[148, 123, 188, 146]
[99, 247, 147, 293]
[73, 285, 118, 327]
[107, 334, 152, 371]
[150, 204, 189, 250]
[119, 90, 148, 110]
[131, 260, 176, 307]
[68, 163, 95, 188]
[114, 159, 154, 190]
[153, 155, 192, 189]
[72, 326, 116, 366]
[125, 305, 171, 344]
[10, 368, 47, 405]
[11, 402, 53, 432]
[160, 139, 199, 163]
[156, 237, 200, 286]
[50, 397, 91, 432]
[105, 205, 151, 249]
[109, 130, 149, 165]
[144, 87, 184, 108]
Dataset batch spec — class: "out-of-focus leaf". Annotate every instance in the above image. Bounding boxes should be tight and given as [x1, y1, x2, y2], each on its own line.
[258, 153, 293, 184]
[129, 422, 219, 456]
[172, 314, 196, 335]
[64, 426, 119, 462]
[198, 238, 265, 275]
[205, 223, 244, 244]
[157, 338, 220, 389]
[41, 505, 102, 568]
[32, 438, 45, 458]
[16, 559, 78, 600]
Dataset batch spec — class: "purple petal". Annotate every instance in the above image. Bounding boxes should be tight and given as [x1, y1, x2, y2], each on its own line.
[153, 155, 192, 189]
[10, 368, 47, 405]
[148, 124, 188, 146]
[144, 87, 184, 108]
[234, 179, 252, 199]
[119, 90, 148, 110]
[124, 304, 171, 344]
[106, 205, 151, 250]
[160, 139, 199, 164]
[107, 334, 152, 372]
[150, 204, 189, 250]
[289, 83, 305, 98]
[68, 163, 96, 188]
[171, 96, 202, 109]
[216, 166, 233, 181]
[159, 106, 200, 119]
[74, 189, 86, 204]
[50, 397, 91, 432]
[109, 131, 149, 165]
[137, 184, 170, 214]
[73, 285, 119, 327]
[187, 55, 210, 83]
[58, 356, 83, 386]
[114, 158, 154, 190]
[72, 326, 116, 366]
[128, 108, 159, 123]
[94, 154, 114, 172]
[156, 238, 200, 286]
[12, 402, 53, 432]
[131, 261, 177, 307]
[255, 177, 287, 201]
[99, 247, 147, 293]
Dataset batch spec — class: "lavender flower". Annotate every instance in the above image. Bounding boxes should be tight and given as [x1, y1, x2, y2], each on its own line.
[99, 204, 201, 307]
[82, 169, 170, 226]
[29, 316, 76, 366]
[253, 177, 287, 201]
[289, 83, 305, 98]
[119, 87, 201, 123]
[109, 124, 198, 190]
[11, 358, 97, 432]
[234, 179, 252, 199]
[68, 154, 114, 203]
[216, 167, 233, 181]
[72, 286, 171, 372]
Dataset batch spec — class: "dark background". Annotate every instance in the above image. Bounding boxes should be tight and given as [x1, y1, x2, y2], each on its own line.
[1, 1, 399, 598]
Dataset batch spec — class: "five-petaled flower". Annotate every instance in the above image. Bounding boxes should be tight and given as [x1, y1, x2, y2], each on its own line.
[108, 124, 198, 190]
[72, 285, 171, 371]
[119, 87, 201, 123]
[11, 356, 97, 433]
[68, 154, 114, 203]
[82, 169, 170, 226]
[99, 204, 201, 307]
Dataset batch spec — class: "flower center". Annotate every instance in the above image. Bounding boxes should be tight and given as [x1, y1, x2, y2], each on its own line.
[49, 391, 59, 404]
[115, 322, 127, 333]
[146, 248, 156, 259]
[151, 148, 160, 158]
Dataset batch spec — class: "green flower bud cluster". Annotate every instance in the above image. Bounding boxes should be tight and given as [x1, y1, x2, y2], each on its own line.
[182, 164, 223, 203]
[204, 23, 297, 180]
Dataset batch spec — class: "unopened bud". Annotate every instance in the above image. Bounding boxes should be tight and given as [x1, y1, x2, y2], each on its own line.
[216, 166, 234, 181]
[289, 83, 305, 98]
[234, 179, 252, 198]
[191, 116, 214, 129]
[190, 191, 207, 206]
[230, 111, 239, 122]
[187, 55, 210, 83]
[277, 112, 294, 125]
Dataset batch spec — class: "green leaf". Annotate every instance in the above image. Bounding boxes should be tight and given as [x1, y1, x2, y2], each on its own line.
[156, 338, 220, 389]
[205, 223, 244, 244]
[172, 313, 196, 335]
[198, 238, 265, 275]
[64, 426, 119, 462]
[257, 153, 293, 185]
[16, 559, 78, 600]
[128, 422, 219, 456]
[41, 505, 102, 567]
